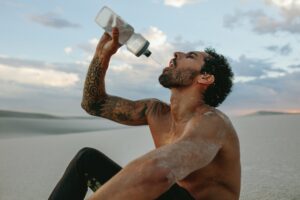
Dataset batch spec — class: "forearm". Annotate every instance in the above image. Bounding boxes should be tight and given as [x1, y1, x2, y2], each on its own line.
[81, 54, 111, 114]
[88, 160, 173, 200]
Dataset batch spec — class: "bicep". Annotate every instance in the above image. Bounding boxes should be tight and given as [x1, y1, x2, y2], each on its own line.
[90, 96, 169, 126]
[90, 95, 150, 125]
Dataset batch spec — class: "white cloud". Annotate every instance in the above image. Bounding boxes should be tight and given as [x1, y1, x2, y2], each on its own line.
[111, 64, 133, 72]
[64, 47, 73, 55]
[234, 76, 257, 83]
[143, 26, 167, 47]
[224, 0, 300, 34]
[266, 0, 300, 9]
[164, 0, 200, 7]
[0, 64, 79, 87]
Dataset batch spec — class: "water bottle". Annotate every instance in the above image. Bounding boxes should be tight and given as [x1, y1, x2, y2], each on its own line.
[95, 6, 152, 57]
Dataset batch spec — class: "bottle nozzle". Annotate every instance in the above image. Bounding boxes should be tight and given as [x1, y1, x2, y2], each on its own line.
[143, 49, 152, 57]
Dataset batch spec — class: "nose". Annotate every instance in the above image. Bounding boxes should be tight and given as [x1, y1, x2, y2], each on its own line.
[174, 52, 183, 59]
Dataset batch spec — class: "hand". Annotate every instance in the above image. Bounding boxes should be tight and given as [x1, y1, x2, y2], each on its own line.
[95, 27, 121, 60]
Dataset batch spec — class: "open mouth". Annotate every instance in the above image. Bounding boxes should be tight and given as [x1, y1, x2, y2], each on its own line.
[168, 58, 176, 68]
[163, 58, 176, 73]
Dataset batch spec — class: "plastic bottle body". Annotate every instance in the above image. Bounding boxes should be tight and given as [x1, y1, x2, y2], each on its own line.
[126, 33, 151, 57]
[95, 6, 134, 45]
[95, 6, 151, 57]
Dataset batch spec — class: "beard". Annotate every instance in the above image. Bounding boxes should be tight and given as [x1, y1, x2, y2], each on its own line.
[158, 68, 199, 89]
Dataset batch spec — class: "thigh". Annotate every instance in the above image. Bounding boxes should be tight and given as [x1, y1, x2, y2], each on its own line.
[49, 147, 122, 200]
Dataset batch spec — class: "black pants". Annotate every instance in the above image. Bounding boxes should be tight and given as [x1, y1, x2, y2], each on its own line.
[49, 147, 194, 200]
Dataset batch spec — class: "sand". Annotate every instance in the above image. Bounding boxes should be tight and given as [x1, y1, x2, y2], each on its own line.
[0, 113, 299, 200]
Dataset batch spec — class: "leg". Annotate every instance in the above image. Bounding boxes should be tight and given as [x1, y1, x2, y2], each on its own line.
[49, 147, 122, 200]
[156, 184, 195, 200]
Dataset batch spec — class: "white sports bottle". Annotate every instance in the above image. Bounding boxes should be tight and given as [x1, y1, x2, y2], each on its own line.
[95, 6, 152, 57]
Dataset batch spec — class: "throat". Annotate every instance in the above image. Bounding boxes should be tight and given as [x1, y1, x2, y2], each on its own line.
[170, 87, 206, 124]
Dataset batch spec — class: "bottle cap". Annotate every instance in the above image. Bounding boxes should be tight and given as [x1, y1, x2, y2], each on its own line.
[136, 41, 151, 57]
[143, 49, 152, 57]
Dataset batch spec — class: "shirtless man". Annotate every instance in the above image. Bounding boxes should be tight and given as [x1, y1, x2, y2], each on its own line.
[49, 28, 240, 200]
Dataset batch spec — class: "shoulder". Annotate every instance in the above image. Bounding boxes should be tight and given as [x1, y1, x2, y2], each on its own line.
[182, 108, 232, 145]
[195, 108, 233, 130]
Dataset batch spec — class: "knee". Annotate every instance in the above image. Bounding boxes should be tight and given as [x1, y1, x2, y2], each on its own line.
[74, 147, 104, 163]
[77, 147, 98, 155]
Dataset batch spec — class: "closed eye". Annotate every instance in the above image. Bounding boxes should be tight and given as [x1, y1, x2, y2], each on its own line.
[186, 52, 197, 59]
[186, 54, 195, 59]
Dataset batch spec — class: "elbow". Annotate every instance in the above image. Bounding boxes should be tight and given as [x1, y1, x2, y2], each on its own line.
[81, 96, 107, 115]
[81, 101, 92, 114]
[81, 101, 102, 116]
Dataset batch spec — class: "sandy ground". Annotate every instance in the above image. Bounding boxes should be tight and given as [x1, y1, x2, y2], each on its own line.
[0, 114, 299, 200]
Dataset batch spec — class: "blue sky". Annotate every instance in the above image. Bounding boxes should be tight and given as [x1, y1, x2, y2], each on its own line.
[0, 0, 300, 116]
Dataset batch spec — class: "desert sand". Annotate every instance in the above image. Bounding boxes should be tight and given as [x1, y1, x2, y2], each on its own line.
[0, 111, 299, 200]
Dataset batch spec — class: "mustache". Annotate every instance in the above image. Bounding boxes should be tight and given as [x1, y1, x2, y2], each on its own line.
[172, 58, 177, 67]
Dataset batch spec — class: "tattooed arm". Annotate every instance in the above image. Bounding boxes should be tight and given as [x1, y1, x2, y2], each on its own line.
[81, 28, 168, 125]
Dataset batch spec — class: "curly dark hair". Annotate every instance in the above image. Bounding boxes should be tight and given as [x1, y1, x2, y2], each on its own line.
[200, 48, 234, 107]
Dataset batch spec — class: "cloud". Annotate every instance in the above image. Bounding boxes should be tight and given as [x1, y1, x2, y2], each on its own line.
[230, 55, 285, 79]
[171, 35, 205, 52]
[288, 64, 300, 69]
[0, 64, 79, 87]
[64, 47, 73, 55]
[164, 0, 201, 7]
[220, 52, 300, 115]
[266, 0, 300, 9]
[223, 0, 300, 34]
[28, 13, 80, 29]
[0, 55, 83, 90]
[0, 56, 86, 115]
[0, 56, 85, 74]
[224, 70, 300, 114]
[265, 43, 292, 55]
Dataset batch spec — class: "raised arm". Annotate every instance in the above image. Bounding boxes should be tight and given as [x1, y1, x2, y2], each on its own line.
[81, 28, 166, 125]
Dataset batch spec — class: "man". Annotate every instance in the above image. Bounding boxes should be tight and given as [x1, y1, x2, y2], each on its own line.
[49, 28, 240, 200]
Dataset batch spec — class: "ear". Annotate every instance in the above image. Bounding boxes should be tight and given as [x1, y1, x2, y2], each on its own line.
[197, 73, 215, 85]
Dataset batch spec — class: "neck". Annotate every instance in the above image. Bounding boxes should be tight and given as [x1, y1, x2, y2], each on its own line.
[170, 86, 207, 125]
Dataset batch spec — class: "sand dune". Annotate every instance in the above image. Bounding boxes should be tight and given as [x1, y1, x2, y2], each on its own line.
[0, 110, 126, 139]
[0, 112, 299, 200]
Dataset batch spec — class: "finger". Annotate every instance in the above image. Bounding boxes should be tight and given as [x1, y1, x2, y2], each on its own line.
[97, 32, 111, 51]
[111, 27, 119, 46]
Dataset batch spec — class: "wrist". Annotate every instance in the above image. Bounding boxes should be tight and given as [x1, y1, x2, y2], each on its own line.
[99, 54, 112, 65]
[92, 53, 111, 69]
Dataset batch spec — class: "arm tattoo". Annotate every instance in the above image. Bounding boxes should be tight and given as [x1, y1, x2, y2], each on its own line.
[81, 55, 108, 115]
[96, 96, 149, 125]
[81, 55, 151, 125]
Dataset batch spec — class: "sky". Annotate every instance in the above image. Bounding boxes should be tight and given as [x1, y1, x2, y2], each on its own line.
[0, 0, 300, 116]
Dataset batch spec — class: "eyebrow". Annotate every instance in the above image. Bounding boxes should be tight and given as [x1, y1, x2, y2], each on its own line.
[187, 52, 199, 57]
